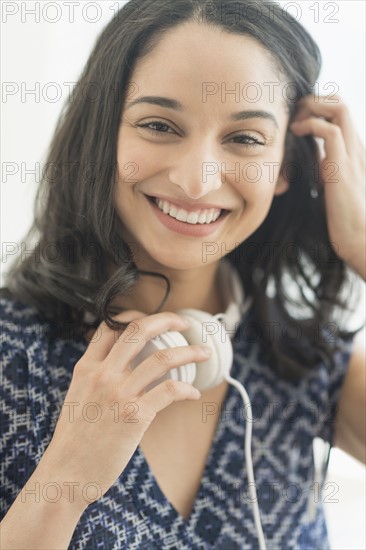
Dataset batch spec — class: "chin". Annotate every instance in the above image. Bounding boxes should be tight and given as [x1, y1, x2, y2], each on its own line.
[141, 244, 219, 272]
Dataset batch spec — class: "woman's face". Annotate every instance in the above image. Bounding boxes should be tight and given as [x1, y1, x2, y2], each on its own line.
[115, 22, 290, 271]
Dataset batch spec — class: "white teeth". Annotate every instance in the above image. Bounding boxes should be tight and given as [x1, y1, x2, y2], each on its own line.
[176, 208, 188, 222]
[156, 199, 222, 224]
[162, 201, 170, 214]
[187, 212, 199, 224]
[198, 211, 207, 224]
[206, 211, 214, 224]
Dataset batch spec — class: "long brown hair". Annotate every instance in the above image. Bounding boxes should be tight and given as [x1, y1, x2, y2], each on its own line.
[2, 0, 363, 380]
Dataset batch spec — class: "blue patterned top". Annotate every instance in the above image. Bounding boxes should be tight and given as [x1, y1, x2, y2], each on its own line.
[0, 293, 355, 549]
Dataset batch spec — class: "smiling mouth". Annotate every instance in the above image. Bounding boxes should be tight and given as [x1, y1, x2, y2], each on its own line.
[146, 195, 230, 225]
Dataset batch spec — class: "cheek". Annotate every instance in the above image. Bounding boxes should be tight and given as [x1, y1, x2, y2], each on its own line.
[233, 158, 282, 204]
[116, 131, 165, 189]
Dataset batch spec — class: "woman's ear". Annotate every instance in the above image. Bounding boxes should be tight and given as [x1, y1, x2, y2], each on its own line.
[274, 173, 290, 195]
[274, 130, 294, 196]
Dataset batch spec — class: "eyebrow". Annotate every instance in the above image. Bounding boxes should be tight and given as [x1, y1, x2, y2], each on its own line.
[125, 95, 279, 128]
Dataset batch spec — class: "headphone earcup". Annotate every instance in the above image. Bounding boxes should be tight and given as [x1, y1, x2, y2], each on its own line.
[129, 309, 234, 393]
[129, 330, 197, 392]
[176, 308, 234, 391]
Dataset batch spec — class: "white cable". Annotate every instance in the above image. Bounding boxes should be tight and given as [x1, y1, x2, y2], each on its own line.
[215, 261, 266, 545]
[224, 372, 267, 550]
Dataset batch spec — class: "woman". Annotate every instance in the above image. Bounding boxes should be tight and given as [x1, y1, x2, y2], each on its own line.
[1, 0, 365, 548]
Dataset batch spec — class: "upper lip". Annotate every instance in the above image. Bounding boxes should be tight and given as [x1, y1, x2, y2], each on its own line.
[144, 193, 231, 213]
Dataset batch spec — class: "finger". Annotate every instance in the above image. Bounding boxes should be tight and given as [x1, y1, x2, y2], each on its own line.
[126, 344, 211, 395]
[112, 310, 148, 324]
[293, 95, 355, 150]
[106, 311, 192, 370]
[83, 323, 117, 362]
[138, 379, 201, 420]
[290, 116, 347, 161]
[83, 310, 147, 362]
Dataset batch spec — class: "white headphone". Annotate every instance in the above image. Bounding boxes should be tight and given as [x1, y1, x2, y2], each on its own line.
[130, 260, 253, 392]
[128, 261, 266, 549]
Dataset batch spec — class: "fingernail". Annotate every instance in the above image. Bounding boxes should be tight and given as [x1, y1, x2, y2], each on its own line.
[179, 316, 191, 327]
[200, 345, 212, 356]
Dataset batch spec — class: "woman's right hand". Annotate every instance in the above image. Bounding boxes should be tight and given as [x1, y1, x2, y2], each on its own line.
[38, 310, 212, 512]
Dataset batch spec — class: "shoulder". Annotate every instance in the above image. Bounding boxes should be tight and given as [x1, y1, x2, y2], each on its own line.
[0, 287, 87, 368]
[334, 328, 366, 462]
[1, 290, 34, 355]
[0, 288, 80, 387]
[0, 288, 49, 335]
[1, 289, 52, 361]
[0, 288, 51, 395]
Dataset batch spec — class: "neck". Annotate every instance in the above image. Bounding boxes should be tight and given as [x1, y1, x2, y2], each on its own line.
[107, 260, 228, 316]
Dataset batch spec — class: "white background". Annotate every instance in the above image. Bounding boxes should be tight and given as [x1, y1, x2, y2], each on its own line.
[1, 1, 365, 547]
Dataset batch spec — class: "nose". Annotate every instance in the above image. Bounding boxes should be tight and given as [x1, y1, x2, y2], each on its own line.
[167, 142, 224, 200]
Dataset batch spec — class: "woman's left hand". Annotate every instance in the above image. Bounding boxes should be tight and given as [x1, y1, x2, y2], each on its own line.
[289, 94, 366, 280]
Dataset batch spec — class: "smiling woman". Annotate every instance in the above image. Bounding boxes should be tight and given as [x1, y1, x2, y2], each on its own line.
[1, 0, 365, 549]
[112, 23, 292, 314]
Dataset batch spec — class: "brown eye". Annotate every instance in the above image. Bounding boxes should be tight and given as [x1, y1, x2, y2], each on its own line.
[136, 121, 175, 135]
[231, 134, 264, 148]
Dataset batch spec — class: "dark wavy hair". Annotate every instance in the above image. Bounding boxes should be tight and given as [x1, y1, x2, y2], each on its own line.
[1, 0, 363, 381]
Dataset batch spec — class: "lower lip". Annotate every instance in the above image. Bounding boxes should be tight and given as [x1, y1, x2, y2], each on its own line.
[145, 196, 229, 237]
